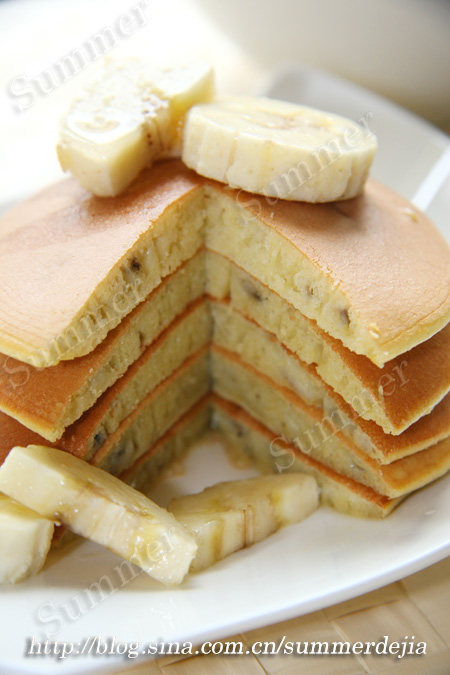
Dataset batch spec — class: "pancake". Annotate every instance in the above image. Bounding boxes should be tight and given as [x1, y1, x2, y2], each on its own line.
[122, 394, 400, 520]
[0, 161, 205, 367]
[207, 253, 450, 434]
[91, 350, 210, 475]
[210, 347, 450, 499]
[121, 397, 212, 491]
[209, 396, 401, 519]
[0, 300, 210, 466]
[210, 301, 450, 462]
[0, 348, 209, 483]
[205, 179, 450, 366]
[0, 252, 206, 441]
[61, 301, 210, 459]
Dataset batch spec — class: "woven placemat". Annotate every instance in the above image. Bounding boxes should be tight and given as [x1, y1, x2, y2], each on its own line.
[115, 556, 450, 674]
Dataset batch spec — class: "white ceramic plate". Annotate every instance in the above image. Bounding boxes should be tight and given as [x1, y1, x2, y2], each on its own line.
[1, 66, 450, 675]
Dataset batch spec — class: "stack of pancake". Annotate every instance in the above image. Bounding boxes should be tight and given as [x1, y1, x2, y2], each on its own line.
[1, 159, 449, 520]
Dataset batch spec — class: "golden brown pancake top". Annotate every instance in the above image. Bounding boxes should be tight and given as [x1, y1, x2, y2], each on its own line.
[227, 178, 450, 360]
[0, 160, 202, 361]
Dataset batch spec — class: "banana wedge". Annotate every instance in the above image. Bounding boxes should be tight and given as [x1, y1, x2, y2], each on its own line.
[0, 493, 54, 584]
[0, 446, 197, 586]
[57, 61, 214, 197]
[182, 95, 377, 202]
[168, 474, 319, 572]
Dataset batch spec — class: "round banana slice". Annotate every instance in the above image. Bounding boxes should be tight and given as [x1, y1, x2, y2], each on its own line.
[182, 96, 377, 202]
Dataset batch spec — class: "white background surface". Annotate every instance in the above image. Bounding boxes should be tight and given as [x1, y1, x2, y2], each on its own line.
[193, 0, 450, 127]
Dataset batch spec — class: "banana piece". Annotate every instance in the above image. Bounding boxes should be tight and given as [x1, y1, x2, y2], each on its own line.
[168, 474, 319, 572]
[0, 493, 54, 584]
[57, 61, 214, 197]
[0, 446, 197, 586]
[182, 95, 377, 202]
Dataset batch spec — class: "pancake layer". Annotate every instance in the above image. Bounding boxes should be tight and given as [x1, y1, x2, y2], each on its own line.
[210, 301, 450, 462]
[0, 162, 205, 366]
[210, 396, 400, 519]
[206, 253, 450, 435]
[0, 301, 211, 465]
[0, 252, 207, 440]
[121, 394, 399, 519]
[210, 347, 450, 499]
[205, 180, 450, 365]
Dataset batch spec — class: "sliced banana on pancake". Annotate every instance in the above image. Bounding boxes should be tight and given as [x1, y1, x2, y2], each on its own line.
[57, 61, 214, 197]
[0, 445, 197, 585]
[182, 96, 377, 202]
